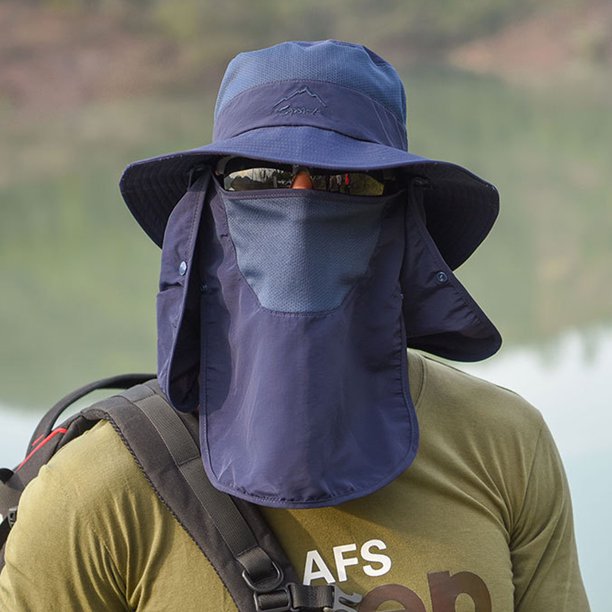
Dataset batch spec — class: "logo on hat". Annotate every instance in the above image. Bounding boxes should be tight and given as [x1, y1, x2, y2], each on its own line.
[273, 87, 327, 116]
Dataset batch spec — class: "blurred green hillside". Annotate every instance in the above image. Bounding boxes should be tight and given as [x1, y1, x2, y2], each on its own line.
[29, 0, 558, 55]
[1, 0, 611, 405]
[110, 0, 560, 61]
[2, 0, 610, 118]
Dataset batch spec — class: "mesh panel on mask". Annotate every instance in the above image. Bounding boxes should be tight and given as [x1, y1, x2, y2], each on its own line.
[223, 194, 387, 312]
[215, 40, 406, 124]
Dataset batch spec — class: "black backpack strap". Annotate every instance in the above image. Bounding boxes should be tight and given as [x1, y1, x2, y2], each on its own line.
[1, 376, 155, 568]
[85, 382, 361, 611]
[28, 373, 155, 450]
[1, 378, 361, 610]
[123, 386, 286, 591]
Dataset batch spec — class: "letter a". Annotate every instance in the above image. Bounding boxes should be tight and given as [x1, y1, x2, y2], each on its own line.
[303, 550, 335, 585]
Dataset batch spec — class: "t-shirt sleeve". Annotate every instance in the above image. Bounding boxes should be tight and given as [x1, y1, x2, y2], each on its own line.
[0, 421, 236, 611]
[510, 419, 590, 611]
[0, 455, 128, 611]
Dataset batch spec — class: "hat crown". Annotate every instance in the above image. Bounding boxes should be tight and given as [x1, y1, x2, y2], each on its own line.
[120, 40, 499, 277]
[214, 40, 407, 126]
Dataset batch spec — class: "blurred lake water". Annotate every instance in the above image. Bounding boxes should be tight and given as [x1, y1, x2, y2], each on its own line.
[1, 68, 610, 609]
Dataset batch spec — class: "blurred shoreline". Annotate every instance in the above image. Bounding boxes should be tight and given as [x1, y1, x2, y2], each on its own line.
[1, 0, 611, 120]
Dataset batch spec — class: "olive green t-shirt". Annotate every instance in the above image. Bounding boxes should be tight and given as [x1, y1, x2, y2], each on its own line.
[0, 352, 589, 611]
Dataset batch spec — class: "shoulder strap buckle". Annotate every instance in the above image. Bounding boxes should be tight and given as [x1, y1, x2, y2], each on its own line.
[242, 558, 285, 593]
[324, 585, 362, 612]
[7, 507, 18, 528]
[254, 583, 362, 612]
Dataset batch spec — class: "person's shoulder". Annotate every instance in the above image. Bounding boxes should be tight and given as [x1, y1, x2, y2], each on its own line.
[410, 350, 544, 436]
[30, 419, 142, 508]
[17, 417, 162, 560]
[409, 351, 553, 516]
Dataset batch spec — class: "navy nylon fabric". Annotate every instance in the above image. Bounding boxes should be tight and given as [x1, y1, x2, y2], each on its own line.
[402, 184, 502, 361]
[198, 182, 418, 508]
[213, 80, 407, 150]
[157, 174, 209, 412]
[156, 176, 500, 507]
[214, 40, 406, 125]
[122, 128, 498, 271]
[223, 189, 387, 312]
[120, 40, 500, 273]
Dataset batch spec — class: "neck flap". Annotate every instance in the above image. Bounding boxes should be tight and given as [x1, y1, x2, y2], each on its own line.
[156, 171, 501, 507]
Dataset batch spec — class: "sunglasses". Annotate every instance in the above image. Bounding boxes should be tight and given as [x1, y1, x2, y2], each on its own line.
[217, 158, 397, 196]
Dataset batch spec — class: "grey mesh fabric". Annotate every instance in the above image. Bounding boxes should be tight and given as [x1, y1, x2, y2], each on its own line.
[193, 181, 419, 508]
[223, 190, 387, 312]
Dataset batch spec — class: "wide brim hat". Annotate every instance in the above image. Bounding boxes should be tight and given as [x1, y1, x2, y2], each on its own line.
[120, 40, 499, 270]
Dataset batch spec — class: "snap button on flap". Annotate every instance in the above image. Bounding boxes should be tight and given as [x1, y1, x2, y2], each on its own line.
[179, 261, 188, 276]
[435, 271, 448, 284]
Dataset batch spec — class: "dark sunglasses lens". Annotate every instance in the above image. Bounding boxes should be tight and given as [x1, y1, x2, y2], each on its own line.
[314, 173, 385, 196]
[223, 167, 387, 195]
[224, 168, 293, 191]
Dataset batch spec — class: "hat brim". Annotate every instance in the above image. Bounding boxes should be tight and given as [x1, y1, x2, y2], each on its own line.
[120, 125, 499, 269]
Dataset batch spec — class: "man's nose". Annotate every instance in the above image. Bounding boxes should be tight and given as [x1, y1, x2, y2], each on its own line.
[291, 169, 313, 189]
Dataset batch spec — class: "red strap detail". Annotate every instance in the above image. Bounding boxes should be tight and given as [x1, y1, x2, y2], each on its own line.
[30, 434, 45, 447]
[17, 428, 68, 470]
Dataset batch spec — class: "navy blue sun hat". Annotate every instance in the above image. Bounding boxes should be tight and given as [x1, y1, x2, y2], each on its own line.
[120, 39, 499, 270]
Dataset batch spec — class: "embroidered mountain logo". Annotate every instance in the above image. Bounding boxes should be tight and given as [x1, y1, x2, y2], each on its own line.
[273, 87, 327, 116]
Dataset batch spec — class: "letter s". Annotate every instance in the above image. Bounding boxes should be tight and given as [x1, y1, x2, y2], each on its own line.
[361, 539, 392, 577]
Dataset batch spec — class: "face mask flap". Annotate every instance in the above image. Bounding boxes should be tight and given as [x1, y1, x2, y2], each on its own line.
[401, 182, 502, 362]
[197, 184, 419, 508]
[156, 172, 499, 508]
[157, 172, 210, 412]
[221, 188, 389, 312]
